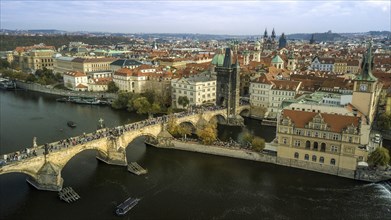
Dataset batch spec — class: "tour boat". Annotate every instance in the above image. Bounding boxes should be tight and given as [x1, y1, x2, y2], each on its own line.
[115, 197, 140, 216]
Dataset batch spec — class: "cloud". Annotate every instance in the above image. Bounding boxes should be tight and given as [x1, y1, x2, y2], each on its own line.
[1, 1, 390, 34]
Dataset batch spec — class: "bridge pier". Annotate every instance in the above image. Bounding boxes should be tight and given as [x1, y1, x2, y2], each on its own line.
[226, 115, 244, 126]
[26, 161, 63, 191]
[96, 136, 127, 166]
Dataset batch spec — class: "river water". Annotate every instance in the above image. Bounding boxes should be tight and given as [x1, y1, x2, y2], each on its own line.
[0, 90, 390, 220]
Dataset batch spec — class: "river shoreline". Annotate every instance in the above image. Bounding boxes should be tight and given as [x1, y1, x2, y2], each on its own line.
[149, 139, 391, 183]
[15, 80, 117, 99]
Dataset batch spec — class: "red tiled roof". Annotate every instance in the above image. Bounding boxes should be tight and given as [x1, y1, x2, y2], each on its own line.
[281, 109, 360, 133]
[64, 71, 86, 77]
[114, 68, 133, 77]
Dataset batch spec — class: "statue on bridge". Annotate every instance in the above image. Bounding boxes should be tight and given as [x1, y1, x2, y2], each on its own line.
[32, 137, 37, 148]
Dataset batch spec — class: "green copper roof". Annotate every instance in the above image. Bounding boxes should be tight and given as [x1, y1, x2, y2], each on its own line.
[271, 55, 284, 63]
[354, 41, 377, 82]
[211, 53, 225, 66]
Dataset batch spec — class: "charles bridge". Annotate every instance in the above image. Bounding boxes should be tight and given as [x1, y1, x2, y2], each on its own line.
[0, 106, 250, 191]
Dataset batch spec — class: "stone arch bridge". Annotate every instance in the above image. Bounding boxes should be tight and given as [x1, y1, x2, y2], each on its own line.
[0, 106, 250, 191]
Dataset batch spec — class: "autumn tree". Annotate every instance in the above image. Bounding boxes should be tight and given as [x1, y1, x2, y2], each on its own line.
[368, 147, 390, 167]
[251, 137, 265, 152]
[196, 119, 218, 145]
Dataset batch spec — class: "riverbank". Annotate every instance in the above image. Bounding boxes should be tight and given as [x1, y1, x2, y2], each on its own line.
[15, 80, 117, 99]
[150, 139, 391, 183]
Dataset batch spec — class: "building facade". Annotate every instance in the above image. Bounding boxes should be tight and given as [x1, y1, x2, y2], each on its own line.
[276, 109, 368, 178]
[171, 72, 216, 108]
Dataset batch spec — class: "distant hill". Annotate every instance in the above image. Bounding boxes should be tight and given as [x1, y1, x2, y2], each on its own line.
[287, 31, 346, 42]
[27, 29, 65, 34]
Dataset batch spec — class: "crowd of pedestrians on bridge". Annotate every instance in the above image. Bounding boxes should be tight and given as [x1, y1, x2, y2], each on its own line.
[0, 105, 226, 166]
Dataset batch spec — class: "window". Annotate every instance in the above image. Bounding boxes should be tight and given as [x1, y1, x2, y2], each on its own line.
[320, 143, 326, 152]
[305, 141, 311, 149]
[294, 140, 301, 147]
[312, 155, 317, 162]
[295, 129, 302, 135]
[283, 138, 287, 144]
[330, 158, 336, 165]
[294, 152, 299, 159]
[331, 146, 338, 152]
[313, 142, 318, 151]
[307, 131, 311, 136]
[319, 157, 324, 163]
[304, 154, 309, 160]
[332, 134, 339, 140]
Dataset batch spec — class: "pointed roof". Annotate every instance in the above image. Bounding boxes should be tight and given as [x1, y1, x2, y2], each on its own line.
[271, 28, 276, 38]
[223, 48, 233, 68]
[271, 55, 284, 63]
[354, 41, 377, 82]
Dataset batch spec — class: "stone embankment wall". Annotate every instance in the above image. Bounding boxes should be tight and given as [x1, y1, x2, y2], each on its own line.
[15, 81, 117, 99]
[158, 140, 358, 180]
[161, 140, 277, 164]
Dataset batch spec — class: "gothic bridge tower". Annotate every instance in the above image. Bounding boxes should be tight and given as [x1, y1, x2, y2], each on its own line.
[215, 48, 243, 126]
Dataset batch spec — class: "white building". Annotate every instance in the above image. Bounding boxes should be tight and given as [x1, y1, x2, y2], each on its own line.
[171, 72, 216, 108]
[250, 74, 301, 118]
[63, 71, 88, 91]
[311, 56, 335, 72]
[113, 65, 156, 93]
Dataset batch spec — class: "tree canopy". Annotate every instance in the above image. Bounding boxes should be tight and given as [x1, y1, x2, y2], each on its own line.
[368, 147, 390, 167]
[178, 96, 190, 109]
[107, 81, 119, 93]
[196, 119, 218, 145]
[377, 113, 391, 131]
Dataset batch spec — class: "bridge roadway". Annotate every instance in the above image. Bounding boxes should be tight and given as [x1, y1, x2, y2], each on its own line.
[0, 105, 250, 191]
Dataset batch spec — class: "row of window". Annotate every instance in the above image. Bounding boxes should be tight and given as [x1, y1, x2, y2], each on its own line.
[292, 140, 339, 152]
[173, 82, 216, 89]
[294, 152, 336, 165]
[295, 129, 341, 140]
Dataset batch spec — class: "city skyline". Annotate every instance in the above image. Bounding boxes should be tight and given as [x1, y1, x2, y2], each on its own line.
[1, 1, 390, 35]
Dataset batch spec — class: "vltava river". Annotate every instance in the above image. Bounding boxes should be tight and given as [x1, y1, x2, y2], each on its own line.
[0, 90, 390, 220]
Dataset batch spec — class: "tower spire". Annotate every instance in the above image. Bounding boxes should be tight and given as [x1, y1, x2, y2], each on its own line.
[356, 40, 377, 82]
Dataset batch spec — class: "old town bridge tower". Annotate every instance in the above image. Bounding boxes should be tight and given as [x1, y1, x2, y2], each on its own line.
[215, 48, 243, 126]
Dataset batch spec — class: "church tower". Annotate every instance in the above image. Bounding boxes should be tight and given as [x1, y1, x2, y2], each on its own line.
[263, 28, 268, 41]
[351, 41, 380, 124]
[215, 48, 243, 125]
[278, 33, 287, 49]
[287, 50, 297, 71]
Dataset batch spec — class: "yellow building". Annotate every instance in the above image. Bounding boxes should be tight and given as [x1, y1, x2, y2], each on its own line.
[386, 90, 391, 115]
[13, 45, 56, 71]
[351, 42, 382, 125]
[276, 109, 368, 178]
[71, 57, 117, 73]
[334, 60, 347, 74]
[276, 42, 380, 179]
[20, 49, 55, 71]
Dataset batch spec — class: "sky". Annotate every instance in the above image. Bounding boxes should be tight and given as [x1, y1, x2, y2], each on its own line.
[1, 0, 390, 35]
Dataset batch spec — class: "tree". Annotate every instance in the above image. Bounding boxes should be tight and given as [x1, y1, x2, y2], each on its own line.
[132, 97, 161, 118]
[177, 96, 190, 109]
[112, 92, 134, 110]
[26, 74, 37, 82]
[0, 60, 10, 69]
[251, 137, 265, 152]
[177, 123, 193, 140]
[167, 117, 180, 137]
[107, 81, 119, 93]
[377, 113, 391, 131]
[368, 147, 390, 167]
[196, 120, 217, 145]
[241, 131, 254, 146]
